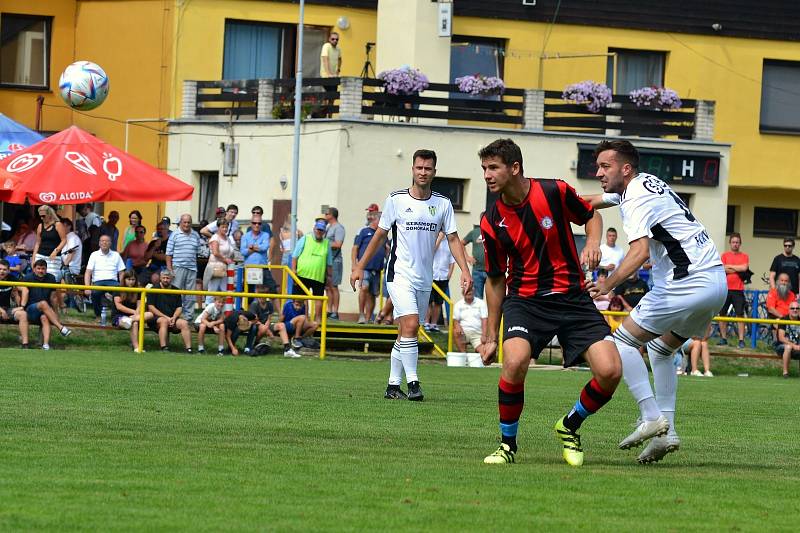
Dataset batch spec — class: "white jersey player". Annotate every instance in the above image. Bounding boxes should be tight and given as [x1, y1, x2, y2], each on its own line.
[586, 140, 726, 464]
[350, 149, 472, 401]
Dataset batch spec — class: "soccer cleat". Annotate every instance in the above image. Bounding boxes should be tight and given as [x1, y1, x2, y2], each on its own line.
[554, 417, 584, 467]
[384, 385, 408, 400]
[637, 435, 681, 464]
[407, 381, 424, 401]
[483, 443, 516, 464]
[618, 415, 669, 449]
[283, 348, 301, 358]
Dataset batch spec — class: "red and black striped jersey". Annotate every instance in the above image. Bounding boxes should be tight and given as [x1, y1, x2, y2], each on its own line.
[480, 178, 594, 298]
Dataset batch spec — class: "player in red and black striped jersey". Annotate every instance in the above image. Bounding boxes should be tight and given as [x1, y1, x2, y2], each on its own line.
[477, 139, 622, 467]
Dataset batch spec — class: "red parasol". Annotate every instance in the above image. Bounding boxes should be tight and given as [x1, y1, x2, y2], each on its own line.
[0, 125, 193, 204]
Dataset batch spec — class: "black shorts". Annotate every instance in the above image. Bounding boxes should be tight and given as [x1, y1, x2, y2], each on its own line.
[719, 289, 746, 317]
[429, 279, 449, 305]
[502, 292, 611, 367]
[293, 276, 325, 297]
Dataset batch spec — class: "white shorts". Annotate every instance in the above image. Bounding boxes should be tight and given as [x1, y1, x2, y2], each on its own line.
[462, 329, 483, 350]
[387, 280, 431, 320]
[629, 266, 727, 340]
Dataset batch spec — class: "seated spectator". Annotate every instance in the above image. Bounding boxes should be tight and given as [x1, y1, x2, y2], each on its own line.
[246, 288, 297, 357]
[12, 222, 36, 255]
[223, 310, 258, 356]
[592, 269, 613, 311]
[121, 225, 152, 274]
[19, 259, 72, 350]
[281, 299, 319, 350]
[146, 269, 192, 353]
[767, 272, 796, 340]
[112, 269, 153, 352]
[688, 324, 713, 377]
[84, 235, 126, 320]
[614, 270, 648, 311]
[0, 259, 29, 347]
[2, 240, 23, 279]
[776, 303, 800, 378]
[605, 296, 625, 333]
[452, 285, 488, 353]
[194, 296, 226, 355]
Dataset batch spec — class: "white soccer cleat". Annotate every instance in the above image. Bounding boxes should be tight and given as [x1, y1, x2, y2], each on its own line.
[637, 435, 681, 464]
[618, 415, 670, 449]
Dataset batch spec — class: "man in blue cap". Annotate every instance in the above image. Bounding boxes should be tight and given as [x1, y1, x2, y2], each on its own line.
[292, 218, 333, 321]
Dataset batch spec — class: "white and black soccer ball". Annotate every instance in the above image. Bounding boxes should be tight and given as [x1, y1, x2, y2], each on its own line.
[58, 61, 110, 111]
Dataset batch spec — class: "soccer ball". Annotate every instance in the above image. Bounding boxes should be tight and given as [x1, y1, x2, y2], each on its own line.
[58, 61, 110, 111]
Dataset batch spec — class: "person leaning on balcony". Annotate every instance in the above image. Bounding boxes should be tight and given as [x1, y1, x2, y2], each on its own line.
[292, 219, 333, 321]
[320, 31, 341, 117]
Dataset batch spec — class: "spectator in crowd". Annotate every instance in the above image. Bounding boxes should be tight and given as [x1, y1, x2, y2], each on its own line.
[281, 299, 319, 350]
[61, 219, 82, 282]
[599, 227, 625, 272]
[320, 31, 341, 78]
[0, 259, 29, 347]
[462, 212, 487, 298]
[769, 237, 800, 295]
[605, 296, 625, 333]
[593, 269, 613, 311]
[776, 302, 800, 378]
[20, 259, 72, 349]
[100, 210, 120, 251]
[241, 214, 279, 301]
[147, 219, 171, 275]
[122, 225, 151, 275]
[767, 272, 796, 341]
[223, 310, 258, 356]
[249, 205, 264, 225]
[718, 232, 749, 348]
[201, 204, 239, 239]
[279, 222, 299, 294]
[324, 207, 346, 319]
[166, 214, 202, 321]
[352, 205, 384, 324]
[246, 287, 298, 357]
[147, 269, 192, 353]
[2, 240, 23, 279]
[32, 205, 67, 280]
[687, 324, 713, 377]
[112, 269, 152, 352]
[614, 270, 649, 311]
[84, 234, 126, 320]
[121, 210, 143, 250]
[452, 284, 488, 353]
[194, 296, 226, 355]
[203, 218, 235, 305]
[232, 229, 244, 255]
[75, 203, 102, 266]
[292, 219, 333, 320]
[425, 233, 454, 332]
[12, 221, 36, 255]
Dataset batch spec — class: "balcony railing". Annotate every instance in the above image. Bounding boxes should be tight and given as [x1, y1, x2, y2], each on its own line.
[181, 77, 714, 141]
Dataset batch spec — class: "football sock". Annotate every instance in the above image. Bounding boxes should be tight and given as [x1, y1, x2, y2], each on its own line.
[647, 338, 679, 435]
[613, 325, 661, 421]
[388, 340, 404, 386]
[563, 377, 614, 432]
[498, 377, 524, 452]
[398, 336, 419, 383]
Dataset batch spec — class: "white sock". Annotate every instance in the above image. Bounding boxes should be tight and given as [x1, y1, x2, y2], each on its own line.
[614, 326, 661, 421]
[647, 338, 679, 436]
[398, 336, 419, 383]
[388, 341, 404, 386]
[198, 344, 205, 351]
[217, 345, 224, 352]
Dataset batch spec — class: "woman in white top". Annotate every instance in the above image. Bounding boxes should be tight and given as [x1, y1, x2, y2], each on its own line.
[203, 218, 235, 304]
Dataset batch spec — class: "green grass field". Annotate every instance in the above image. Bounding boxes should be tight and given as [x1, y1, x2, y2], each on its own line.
[1, 349, 798, 531]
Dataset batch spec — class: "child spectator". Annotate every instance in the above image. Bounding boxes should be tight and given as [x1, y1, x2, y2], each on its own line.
[195, 297, 226, 355]
[281, 299, 319, 350]
[223, 310, 258, 356]
[606, 296, 625, 333]
[113, 270, 153, 352]
[246, 288, 298, 357]
[2, 240, 23, 279]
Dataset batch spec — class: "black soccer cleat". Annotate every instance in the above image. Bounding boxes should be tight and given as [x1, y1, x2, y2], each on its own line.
[384, 385, 408, 400]
[407, 381, 424, 402]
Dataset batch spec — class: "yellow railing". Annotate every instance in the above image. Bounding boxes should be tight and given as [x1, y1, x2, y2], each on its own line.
[0, 267, 330, 359]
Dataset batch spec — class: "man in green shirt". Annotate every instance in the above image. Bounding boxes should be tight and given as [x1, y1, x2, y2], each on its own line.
[462, 212, 487, 298]
[292, 220, 333, 320]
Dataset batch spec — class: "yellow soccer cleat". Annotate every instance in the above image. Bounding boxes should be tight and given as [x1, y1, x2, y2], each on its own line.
[483, 443, 516, 464]
[554, 417, 584, 467]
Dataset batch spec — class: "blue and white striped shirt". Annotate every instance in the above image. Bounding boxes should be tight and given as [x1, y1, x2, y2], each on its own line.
[166, 229, 201, 270]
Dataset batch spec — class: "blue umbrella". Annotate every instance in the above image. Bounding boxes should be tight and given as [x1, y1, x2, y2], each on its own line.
[0, 113, 43, 160]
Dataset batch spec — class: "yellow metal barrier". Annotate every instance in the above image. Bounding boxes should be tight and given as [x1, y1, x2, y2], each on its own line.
[429, 281, 454, 356]
[0, 276, 329, 359]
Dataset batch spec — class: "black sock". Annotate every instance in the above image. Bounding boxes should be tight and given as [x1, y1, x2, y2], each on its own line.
[501, 435, 517, 453]
[284, 343, 291, 350]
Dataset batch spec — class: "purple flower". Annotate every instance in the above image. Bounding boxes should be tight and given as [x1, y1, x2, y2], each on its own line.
[562, 81, 612, 112]
[455, 74, 505, 96]
[377, 66, 430, 95]
[629, 86, 682, 110]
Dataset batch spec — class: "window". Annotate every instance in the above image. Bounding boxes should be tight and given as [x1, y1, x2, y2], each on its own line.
[760, 59, 800, 133]
[196, 171, 219, 222]
[0, 14, 51, 88]
[726, 205, 737, 235]
[223, 20, 295, 80]
[753, 207, 797, 238]
[607, 48, 665, 94]
[450, 36, 505, 104]
[431, 178, 466, 210]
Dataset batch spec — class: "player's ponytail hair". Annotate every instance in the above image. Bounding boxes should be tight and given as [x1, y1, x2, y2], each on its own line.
[478, 139, 524, 177]
[594, 140, 639, 170]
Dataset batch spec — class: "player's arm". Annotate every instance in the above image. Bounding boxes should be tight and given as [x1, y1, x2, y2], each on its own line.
[480, 274, 505, 365]
[581, 210, 603, 271]
[582, 193, 620, 210]
[591, 237, 649, 297]
[350, 227, 388, 290]
[446, 232, 473, 292]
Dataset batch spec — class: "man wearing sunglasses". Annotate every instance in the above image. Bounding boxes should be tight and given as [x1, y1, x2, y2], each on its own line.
[241, 215, 279, 303]
[769, 238, 800, 296]
[776, 303, 800, 378]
